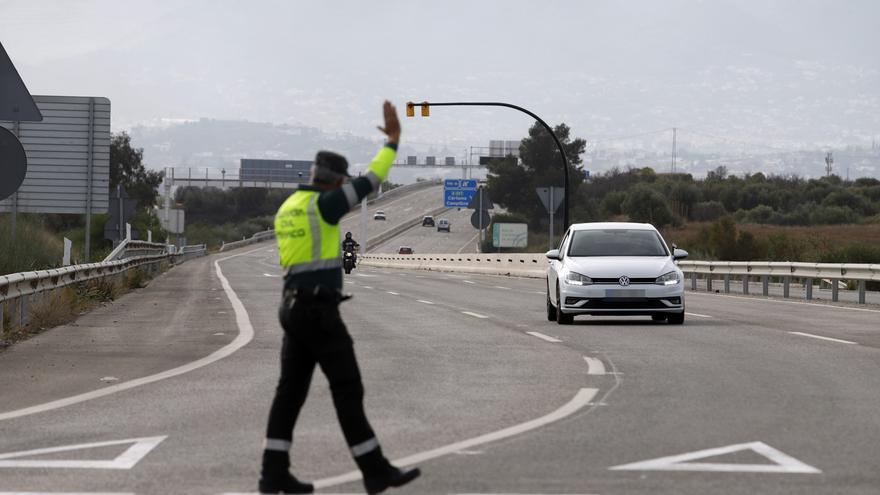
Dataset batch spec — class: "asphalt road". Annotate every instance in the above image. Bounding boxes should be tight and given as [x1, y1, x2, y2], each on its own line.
[371, 207, 480, 254]
[1, 244, 879, 494]
[336, 184, 445, 253]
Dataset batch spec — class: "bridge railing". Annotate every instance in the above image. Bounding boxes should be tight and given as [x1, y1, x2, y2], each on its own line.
[359, 254, 880, 305]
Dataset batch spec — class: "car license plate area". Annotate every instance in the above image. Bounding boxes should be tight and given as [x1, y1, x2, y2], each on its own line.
[605, 289, 646, 298]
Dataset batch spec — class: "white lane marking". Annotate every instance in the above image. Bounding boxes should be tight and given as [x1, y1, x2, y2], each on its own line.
[0, 248, 259, 422]
[262, 273, 279, 278]
[526, 331, 563, 343]
[457, 230, 481, 254]
[386, 291, 400, 295]
[788, 331, 858, 345]
[463, 280, 476, 284]
[688, 291, 880, 314]
[417, 299, 435, 305]
[584, 356, 606, 375]
[493, 286, 511, 290]
[362, 286, 373, 289]
[462, 311, 489, 319]
[609, 441, 821, 473]
[0, 436, 166, 470]
[355, 273, 377, 277]
[313, 388, 598, 489]
[685, 312, 713, 318]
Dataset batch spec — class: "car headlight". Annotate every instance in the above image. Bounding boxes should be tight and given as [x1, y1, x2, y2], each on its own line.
[655, 271, 681, 286]
[564, 271, 593, 286]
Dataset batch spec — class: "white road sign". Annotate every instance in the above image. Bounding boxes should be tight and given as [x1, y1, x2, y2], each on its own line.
[493, 222, 528, 248]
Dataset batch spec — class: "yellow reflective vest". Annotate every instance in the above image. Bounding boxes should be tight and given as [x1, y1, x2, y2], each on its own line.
[275, 189, 341, 273]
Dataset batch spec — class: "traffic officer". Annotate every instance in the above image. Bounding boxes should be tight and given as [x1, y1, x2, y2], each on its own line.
[259, 101, 421, 495]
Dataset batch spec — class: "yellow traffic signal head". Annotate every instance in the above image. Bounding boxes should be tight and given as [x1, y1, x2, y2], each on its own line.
[421, 102, 430, 117]
[406, 102, 415, 117]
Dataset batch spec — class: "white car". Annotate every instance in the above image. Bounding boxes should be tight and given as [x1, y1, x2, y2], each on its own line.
[373, 210, 386, 220]
[546, 222, 688, 325]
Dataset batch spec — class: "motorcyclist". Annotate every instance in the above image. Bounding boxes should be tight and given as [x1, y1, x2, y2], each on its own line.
[342, 232, 359, 254]
[342, 232, 359, 266]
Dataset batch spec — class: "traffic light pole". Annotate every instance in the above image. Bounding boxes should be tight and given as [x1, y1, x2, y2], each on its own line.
[409, 101, 571, 230]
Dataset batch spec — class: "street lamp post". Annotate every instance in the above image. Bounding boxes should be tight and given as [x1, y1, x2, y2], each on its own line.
[406, 101, 571, 231]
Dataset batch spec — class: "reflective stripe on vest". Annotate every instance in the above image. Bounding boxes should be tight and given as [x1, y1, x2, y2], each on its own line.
[275, 189, 342, 272]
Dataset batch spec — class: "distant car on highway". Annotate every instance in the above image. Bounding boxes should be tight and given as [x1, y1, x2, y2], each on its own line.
[436, 219, 450, 232]
[421, 215, 435, 227]
[398, 246, 414, 254]
[373, 210, 386, 220]
[546, 222, 688, 325]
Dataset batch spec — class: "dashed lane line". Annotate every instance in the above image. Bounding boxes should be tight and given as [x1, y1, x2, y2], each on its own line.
[685, 312, 713, 318]
[417, 299, 435, 305]
[584, 356, 606, 375]
[462, 311, 489, 319]
[463, 280, 476, 284]
[788, 331, 858, 345]
[526, 331, 563, 343]
[386, 291, 400, 295]
[0, 246, 260, 422]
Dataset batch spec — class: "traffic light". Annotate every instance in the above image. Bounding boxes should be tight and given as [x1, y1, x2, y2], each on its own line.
[420, 101, 430, 117]
[406, 102, 415, 117]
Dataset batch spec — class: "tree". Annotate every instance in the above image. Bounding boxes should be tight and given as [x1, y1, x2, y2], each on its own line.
[622, 184, 674, 227]
[486, 122, 586, 227]
[110, 132, 164, 209]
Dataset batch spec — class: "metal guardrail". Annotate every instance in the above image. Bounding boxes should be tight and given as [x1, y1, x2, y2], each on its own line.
[219, 230, 276, 252]
[677, 260, 880, 304]
[360, 255, 880, 305]
[103, 239, 170, 262]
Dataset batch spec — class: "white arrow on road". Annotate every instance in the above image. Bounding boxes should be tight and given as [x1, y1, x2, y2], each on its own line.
[0, 436, 167, 469]
[609, 441, 820, 473]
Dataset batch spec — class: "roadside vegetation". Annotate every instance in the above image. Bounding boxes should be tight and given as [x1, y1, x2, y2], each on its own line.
[483, 122, 880, 264]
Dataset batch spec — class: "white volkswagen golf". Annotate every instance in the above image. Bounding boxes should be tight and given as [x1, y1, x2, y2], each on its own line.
[546, 222, 688, 325]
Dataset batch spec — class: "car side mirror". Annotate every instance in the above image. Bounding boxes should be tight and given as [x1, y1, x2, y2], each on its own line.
[545, 249, 561, 261]
[673, 248, 689, 260]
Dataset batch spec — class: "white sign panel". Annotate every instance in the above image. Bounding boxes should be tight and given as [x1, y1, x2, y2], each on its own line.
[0, 95, 111, 214]
[493, 222, 528, 248]
[157, 208, 185, 234]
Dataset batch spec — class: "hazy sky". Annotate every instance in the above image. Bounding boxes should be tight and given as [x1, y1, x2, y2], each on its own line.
[2, 0, 879, 149]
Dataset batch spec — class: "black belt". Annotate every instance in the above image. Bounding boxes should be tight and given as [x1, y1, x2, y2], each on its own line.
[284, 285, 352, 304]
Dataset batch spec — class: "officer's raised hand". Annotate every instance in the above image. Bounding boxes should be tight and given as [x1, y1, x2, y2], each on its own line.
[376, 101, 401, 144]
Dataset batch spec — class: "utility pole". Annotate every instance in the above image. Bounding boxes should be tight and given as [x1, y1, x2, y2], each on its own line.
[671, 127, 677, 173]
[825, 151, 834, 177]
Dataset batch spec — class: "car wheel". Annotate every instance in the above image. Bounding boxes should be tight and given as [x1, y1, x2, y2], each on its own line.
[556, 284, 574, 325]
[651, 314, 667, 322]
[546, 284, 557, 321]
[668, 311, 685, 325]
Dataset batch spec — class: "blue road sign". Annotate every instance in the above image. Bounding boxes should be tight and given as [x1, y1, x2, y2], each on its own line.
[444, 179, 478, 207]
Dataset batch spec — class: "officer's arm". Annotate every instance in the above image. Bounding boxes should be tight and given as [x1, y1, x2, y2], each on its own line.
[317, 143, 397, 224]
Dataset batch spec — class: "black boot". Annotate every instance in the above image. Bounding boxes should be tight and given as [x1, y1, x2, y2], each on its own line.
[363, 464, 421, 494]
[258, 472, 314, 494]
[259, 450, 313, 494]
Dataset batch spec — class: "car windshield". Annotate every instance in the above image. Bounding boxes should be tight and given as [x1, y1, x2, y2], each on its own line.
[568, 229, 669, 257]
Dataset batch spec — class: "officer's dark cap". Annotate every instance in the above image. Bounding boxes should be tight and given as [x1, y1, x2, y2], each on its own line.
[314, 151, 350, 178]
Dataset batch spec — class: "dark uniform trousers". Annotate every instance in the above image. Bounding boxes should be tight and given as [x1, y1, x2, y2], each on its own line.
[264, 288, 386, 474]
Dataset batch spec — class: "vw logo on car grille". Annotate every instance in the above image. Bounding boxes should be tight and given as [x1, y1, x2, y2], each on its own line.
[618, 276, 630, 286]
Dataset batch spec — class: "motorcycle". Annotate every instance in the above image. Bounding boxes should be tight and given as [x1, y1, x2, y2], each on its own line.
[343, 249, 356, 274]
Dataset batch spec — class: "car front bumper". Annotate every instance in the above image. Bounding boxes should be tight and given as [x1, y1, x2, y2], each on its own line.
[559, 282, 684, 315]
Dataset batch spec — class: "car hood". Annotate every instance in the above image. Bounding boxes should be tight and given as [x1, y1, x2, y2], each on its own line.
[563, 256, 677, 278]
